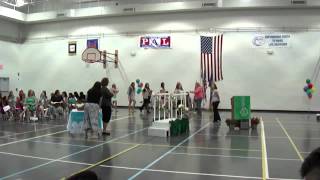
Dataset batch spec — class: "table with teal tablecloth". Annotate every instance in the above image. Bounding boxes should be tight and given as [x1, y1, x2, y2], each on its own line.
[67, 109, 103, 134]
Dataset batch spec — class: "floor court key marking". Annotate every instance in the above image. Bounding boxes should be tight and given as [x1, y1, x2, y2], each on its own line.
[128, 122, 210, 180]
[276, 118, 304, 162]
[0, 130, 68, 148]
[0, 127, 147, 180]
[61, 144, 141, 179]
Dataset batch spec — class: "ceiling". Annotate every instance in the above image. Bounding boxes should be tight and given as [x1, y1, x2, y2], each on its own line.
[1, 0, 320, 23]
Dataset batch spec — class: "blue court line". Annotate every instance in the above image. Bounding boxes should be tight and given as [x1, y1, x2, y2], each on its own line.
[128, 122, 210, 180]
[0, 126, 147, 180]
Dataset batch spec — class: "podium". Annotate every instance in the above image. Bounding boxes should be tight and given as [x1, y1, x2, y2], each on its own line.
[231, 96, 251, 129]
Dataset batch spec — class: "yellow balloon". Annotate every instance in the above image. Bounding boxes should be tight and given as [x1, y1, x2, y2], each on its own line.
[312, 87, 316, 93]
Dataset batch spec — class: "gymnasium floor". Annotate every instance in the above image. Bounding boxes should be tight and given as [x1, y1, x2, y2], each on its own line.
[0, 110, 317, 180]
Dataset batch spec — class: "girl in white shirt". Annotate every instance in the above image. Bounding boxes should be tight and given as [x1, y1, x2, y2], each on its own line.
[210, 82, 221, 123]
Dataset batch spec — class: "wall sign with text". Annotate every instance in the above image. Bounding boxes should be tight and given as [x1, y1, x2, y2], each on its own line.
[252, 34, 291, 48]
[140, 36, 171, 49]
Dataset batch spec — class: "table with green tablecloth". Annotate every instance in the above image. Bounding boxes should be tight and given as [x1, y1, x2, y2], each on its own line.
[67, 109, 103, 134]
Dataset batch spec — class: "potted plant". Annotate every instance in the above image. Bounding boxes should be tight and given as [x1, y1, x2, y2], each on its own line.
[251, 117, 260, 129]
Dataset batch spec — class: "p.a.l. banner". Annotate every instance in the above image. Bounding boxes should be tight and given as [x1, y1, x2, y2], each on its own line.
[87, 39, 99, 49]
[252, 34, 291, 48]
[140, 36, 171, 49]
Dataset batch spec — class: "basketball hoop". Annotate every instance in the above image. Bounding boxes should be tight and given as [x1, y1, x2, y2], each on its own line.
[82, 48, 119, 69]
[82, 48, 101, 63]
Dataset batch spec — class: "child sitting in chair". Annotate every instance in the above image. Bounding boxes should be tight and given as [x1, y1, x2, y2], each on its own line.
[68, 93, 77, 112]
[24, 90, 37, 122]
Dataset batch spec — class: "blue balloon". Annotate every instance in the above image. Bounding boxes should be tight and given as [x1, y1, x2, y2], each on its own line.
[303, 86, 308, 92]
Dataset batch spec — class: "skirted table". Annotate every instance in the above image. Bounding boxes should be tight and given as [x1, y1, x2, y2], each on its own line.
[67, 109, 103, 134]
[169, 118, 189, 136]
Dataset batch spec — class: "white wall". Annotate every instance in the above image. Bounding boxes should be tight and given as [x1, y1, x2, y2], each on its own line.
[0, 40, 21, 94]
[3, 8, 320, 111]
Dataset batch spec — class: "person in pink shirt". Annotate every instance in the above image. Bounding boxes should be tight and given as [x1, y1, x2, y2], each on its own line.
[193, 82, 203, 115]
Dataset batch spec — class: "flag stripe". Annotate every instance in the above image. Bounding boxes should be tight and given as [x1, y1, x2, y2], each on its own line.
[217, 35, 220, 81]
[201, 53, 203, 79]
[220, 34, 223, 80]
[201, 35, 223, 82]
[213, 36, 217, 82]
[206, 54, 211, 81]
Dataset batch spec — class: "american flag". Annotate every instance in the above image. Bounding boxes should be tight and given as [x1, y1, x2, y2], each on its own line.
[201, 35, 223, 82]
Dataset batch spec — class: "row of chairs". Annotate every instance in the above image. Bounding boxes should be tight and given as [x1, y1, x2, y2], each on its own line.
[0, 103, 69, 122]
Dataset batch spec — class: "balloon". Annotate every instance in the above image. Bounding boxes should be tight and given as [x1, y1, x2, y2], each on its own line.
[308, 83, 313, 89]
[139, 82, 144, 87]
[312, 87, 316, 93]
[137, 88, 142, 94]
[306, 79, 311, 84]
[308, 94, 312, 99]
[306, 89, 312, 95]
[136, 79, 140, 84]
[303, 86, 308, 92]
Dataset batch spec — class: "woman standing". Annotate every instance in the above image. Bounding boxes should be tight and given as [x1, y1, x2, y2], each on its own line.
[174, 82, 184, 115]
[140, 83, 152, 113]
[174, 82, 184, 104]
[83, 81, 102, 138]
[127, 82, 136, 114]
[211, 83, 221, 123]
[193, 82, 204, 115]
[111, 84, 119, 112]
[100, 78, 114, 135]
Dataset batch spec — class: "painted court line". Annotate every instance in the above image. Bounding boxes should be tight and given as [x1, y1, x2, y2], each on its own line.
[260, 118, 269, 179]
[0, 151, 261, 179]
[170, 152, 301, 161]
[0, 115, 132, 147]
[128, 122, 210, 180]
[40, 135, 106, 143]
[30, 140, 91, 148]
[63, 144, 141, 179]
[0, 130, 68, 148]
[113, 141, 261, 152]
[0, 127, 148, 180]
[0, 150, 298, 180]
[13, 121, 66, 127]
[196, 133, 260, 138]
[0, 125, 65, 139]
[276, 118, 304, 162]
[0, 136, 91, 148]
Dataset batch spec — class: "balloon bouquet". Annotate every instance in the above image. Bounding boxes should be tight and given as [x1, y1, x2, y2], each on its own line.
[136, 79, 144, 94]
[304, 79, 316, 99]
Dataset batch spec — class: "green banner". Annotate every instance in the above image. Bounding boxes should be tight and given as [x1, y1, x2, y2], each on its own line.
[232, 96, 251, 121]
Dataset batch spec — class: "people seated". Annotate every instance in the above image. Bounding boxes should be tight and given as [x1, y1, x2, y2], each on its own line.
[68, 93, 77, 112]
[38, 90, 49, 120]
[50, 90, 64, 120]
[23, 89, 38, 122]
